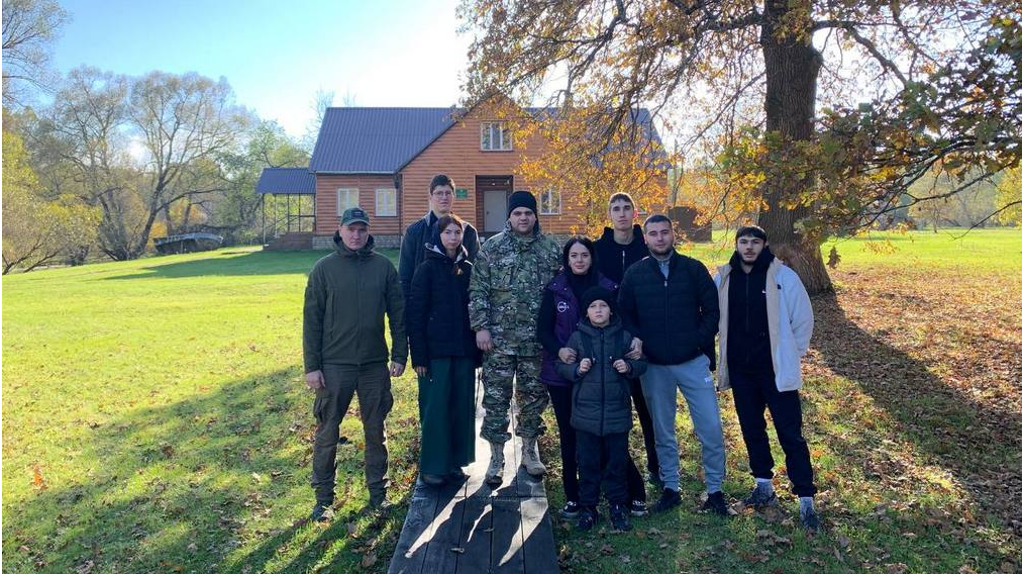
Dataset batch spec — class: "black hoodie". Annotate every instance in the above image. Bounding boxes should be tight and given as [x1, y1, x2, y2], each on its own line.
[594, 224, 649, 285]
[726, 246, 775, 374]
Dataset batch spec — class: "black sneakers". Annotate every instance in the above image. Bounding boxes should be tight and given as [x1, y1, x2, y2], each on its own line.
[577, 507, 599, 531]
[701, 491, 729, 516]
[630, 499, 648, 517]
[368, 491, 392, 511]
[800, 505, 821, 532]
[609, 504, 633, 532]
[560, 501, 580, 519]
[311, 502, 334, 522]
[743, 485, 778, 509]
[650, 488, 682, 513]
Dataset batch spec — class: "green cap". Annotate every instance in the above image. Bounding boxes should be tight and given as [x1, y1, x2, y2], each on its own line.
[340, 206, 370, 226]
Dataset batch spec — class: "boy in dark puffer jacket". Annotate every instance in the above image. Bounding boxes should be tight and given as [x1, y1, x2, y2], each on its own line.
[557, 287, 647, 532]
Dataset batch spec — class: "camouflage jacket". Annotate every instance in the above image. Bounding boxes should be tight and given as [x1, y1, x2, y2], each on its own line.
[469, 220, 561, 356]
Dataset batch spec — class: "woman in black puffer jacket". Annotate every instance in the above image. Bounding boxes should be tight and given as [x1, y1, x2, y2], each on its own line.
[407, 214, 480, 485]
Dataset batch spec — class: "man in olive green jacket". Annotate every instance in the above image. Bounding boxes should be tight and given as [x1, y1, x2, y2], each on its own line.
[303, 207, 407, 521]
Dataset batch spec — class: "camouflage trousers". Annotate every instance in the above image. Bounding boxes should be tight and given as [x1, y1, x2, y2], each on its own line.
[480, 353, 549, 443]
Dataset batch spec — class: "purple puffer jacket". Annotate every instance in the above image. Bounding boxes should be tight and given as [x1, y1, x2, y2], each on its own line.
[539, 271, 617, 386]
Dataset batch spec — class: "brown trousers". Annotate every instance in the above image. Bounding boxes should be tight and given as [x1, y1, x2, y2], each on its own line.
[311, 363, 393, 503]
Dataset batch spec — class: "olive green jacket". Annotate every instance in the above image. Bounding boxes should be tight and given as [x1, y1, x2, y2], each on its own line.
[303, 234, 407, 372]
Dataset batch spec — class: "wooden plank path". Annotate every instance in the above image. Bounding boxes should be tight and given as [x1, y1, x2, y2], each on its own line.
[388, 379, 559, 574]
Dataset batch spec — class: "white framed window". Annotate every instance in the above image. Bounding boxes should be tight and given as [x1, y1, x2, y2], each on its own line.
[480, 122, 512, 151]
[539, 189, 562, 215]
[375, 188, 397, 217]
[336, 188, 359, 216]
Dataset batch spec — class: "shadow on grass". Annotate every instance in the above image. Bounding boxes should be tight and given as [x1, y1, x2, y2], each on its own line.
[810, 292, 1022, 530]
[2, 368, 420, 573]
[106, 248, 402, 281]
[105, 251, 327, 280]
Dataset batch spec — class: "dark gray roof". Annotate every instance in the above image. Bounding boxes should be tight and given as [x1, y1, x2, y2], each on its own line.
[309, 108, 459, 174]
[255, 167, 316, 194]
[307, 106, 663, 174]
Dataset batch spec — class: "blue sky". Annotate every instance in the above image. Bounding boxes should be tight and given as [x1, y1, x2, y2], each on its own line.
[52, 0, 470, 137]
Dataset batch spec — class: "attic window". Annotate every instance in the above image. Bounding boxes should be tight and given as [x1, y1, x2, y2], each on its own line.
[481, 122, 512, 151]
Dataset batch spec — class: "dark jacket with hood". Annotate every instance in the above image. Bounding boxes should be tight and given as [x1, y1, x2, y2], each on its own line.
[537, 268, 616, 387]
[556, 316, 648, 436]
[617, 251, 720, 367]
[302, 232, 407, 372]
[398, 211, 480, 302]
[594, 224, 649, 285]
[407, 231, 481, 368]
[726, 246, 774, 374]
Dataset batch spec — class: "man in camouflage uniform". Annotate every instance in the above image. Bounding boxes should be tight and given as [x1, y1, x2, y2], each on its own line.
[469, 190, 561, 485]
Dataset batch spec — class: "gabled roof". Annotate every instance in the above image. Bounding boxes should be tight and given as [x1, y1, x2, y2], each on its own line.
[309, 108, 459, 174]
[307, 106, 664, 175]
[255, 167, 316, 194]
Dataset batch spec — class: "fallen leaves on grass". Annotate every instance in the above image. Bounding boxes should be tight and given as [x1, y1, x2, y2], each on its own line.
[32, 464, 47, 490]
[810, 267, 1021, 530]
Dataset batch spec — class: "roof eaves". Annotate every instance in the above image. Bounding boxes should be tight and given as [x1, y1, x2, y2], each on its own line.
[312, 171, 396, 175]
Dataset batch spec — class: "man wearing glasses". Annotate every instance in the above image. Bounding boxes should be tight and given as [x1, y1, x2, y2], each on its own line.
[398, 174, 481, 300]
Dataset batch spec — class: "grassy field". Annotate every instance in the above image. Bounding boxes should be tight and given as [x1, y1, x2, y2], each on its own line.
[2, 229, 1021, 573]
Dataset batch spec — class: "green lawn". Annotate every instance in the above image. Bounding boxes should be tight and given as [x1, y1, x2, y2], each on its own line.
[3, 229, 1021, 573]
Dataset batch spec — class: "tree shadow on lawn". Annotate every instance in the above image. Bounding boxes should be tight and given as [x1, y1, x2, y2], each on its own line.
[810, 292, 1022, 531]
[105, 251, 327, 280]
[104, 248, 402, 281]
[3, 367, 420, 573]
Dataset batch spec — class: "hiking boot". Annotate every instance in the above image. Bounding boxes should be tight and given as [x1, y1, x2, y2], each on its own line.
[801, 505, 822, 533]
[485, 441, 505, 485]
[521, 437, 546, 476]
[310, 502, 334, 522]
[421, 473, 446, 486]
[630, 499, 648, 517]
[368, 491, 392, 511]
[560, 501, 580, 519]
[609, 504, 633, 532]
[701, 491, 729, 517]
[743, 485, 778, 509]
[577, 507, 599, 532]
[650, 488, 682, 513]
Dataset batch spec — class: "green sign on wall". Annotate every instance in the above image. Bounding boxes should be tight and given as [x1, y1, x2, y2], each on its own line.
[455, 188, 469, 199]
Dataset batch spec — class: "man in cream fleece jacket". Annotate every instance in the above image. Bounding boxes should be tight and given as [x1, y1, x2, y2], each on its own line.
[714, 225, 819, 532]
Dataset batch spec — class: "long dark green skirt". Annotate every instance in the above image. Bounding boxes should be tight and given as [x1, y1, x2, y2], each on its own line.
[418, 356, 477, 475]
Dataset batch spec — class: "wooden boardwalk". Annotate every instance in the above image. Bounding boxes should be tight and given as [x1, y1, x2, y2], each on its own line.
[388, 380, 559, 574]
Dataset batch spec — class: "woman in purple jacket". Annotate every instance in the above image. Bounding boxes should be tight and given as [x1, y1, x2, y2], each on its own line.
[537, 237, 647, 519]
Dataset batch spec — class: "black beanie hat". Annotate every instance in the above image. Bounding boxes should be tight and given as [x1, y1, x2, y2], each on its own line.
[507, 190, 538, 217]
[581, 286, 616, 315]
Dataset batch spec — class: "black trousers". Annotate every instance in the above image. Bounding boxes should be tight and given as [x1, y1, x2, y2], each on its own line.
[630, 377, 660, 476]
[548, 385, 646, 503]
[576, 430, 629, 507]
[730, 369, 817, 497]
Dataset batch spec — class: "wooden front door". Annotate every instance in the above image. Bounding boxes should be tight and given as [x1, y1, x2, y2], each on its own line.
[476, 176, 513, 235]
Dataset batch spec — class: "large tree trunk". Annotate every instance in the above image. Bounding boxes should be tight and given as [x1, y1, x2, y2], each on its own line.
[759, 1, 833, 294]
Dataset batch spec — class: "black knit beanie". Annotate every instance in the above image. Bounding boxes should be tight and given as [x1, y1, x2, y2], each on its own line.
[581, 286, 616, 315]
[507, 190, 538, 217]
